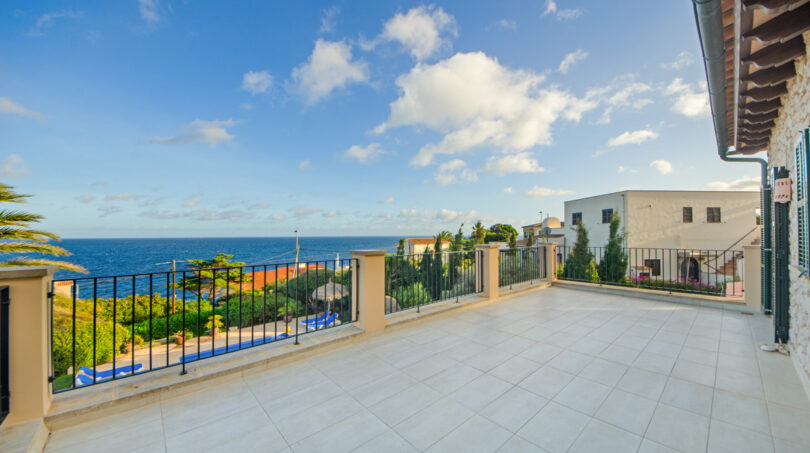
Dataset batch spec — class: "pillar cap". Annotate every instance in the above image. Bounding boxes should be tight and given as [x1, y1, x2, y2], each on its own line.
[0, 266, 57, 280]
[350, 250, 387, 256]
[474, 244, 502, 249]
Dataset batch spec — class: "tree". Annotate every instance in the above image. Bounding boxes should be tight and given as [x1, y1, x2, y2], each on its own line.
[0, 183, 86, 272]
[489, 223, 517, 238]
[563, 222, 598, 281]
[472, 220, 486, 245]
[598, 214, 628, 283]
[526, 232, 535, 247]
[175, 254, 250, 304]
[452, 224, 464, 252]
[396, 238, 405, 256]
[508, 232, 517, 249]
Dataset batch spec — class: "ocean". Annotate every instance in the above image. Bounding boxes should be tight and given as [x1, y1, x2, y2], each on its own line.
[49, 236, 401, 280]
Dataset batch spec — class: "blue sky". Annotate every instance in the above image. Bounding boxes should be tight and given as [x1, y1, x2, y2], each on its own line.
[0, 0, 760, 238]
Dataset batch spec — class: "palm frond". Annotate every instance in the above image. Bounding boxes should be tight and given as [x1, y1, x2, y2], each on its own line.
[0, 209, 44, 226]
[0, 184, 30, 204]
[0, 258, 87, 273]
[0, 227, 60, 241]
[0, 241, 71, 256]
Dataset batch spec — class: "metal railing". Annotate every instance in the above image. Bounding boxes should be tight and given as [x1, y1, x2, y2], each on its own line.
[499, 246, 547, 289]
[0, 287, 9, 425]
[558, 246, 744, 297]
[50, 259, 356, 392]
[384, 250, 478, 314]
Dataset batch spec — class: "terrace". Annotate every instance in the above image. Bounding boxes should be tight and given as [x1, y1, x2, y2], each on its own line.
[0, 243, 808, 452]
[38, 286, 810, 452]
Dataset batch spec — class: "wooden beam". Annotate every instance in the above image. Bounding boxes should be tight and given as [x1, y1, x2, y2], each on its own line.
[740, 82, 787, 101]
[743, 2, 810, 46]
[731, 145, 768, 155]
[738, 130, 772, 141]
[743, 36, 805, 70]
[739, 121, 776, 133]
[739, 111, 778, 124]
[739, 138, 770, 147]
[742, 63, 796, 87]
[743, 0, 802, 15]
[741, 98, 781, 114]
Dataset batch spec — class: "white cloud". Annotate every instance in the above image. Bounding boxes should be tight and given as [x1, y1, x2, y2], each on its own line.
[435, 159, 478, 185]
[650, 159, 673, 175]
[75, 195, 95, 204]
[607, 128, 659, 147]
[183, 196, 202, 208]
[558, 49, 588, 74]
[661, 51, 693, 70]
[526, 186, 574, 198]
[104, 192, 132, 201]
[241, 70, 272, 95]
[98, 205, 122, 217]
[138, 0, 161, 24]
[323, 210, 339, 217]
[486, 19, 517, 31]
[290, 206, 322, 217]
[706, 176, 760, 191]
[617, 165, 638, 174]
[375, 51, 596, 167]
[503, 187, 514, 194]
[319, 6, 339, 34]
[28, 10, 83, 36]
[365, 6, 457, 61]
[398, 208, 481, 225]
[591, 75, 653, 124]
[378, 196, 395, 205]
[0, 97, 43, 119]
[481, 152, 545, 176]
[664, 78, 710, 118]
[143, 208, 252, 222]
[0, 155, 28, 177]
[249, 202, 270, 210]
[298, 160, 312, 171]
[240, 103, 253, 110]
[543, 0, 582, 21]
[291, 39, 367, 104]
[270, 213, 286, 221]
[149, 119, 235, 147]
[343, 143, 387, 165]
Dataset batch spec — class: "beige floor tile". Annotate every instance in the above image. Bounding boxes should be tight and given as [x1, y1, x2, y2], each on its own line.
[518, 365, 575, 399]
[290, 410, 388, 453]
[595, 389, 656, 435]
[646, 403, 709, 453]
[369, 382, 443, 426]
[394, 398, 474, 451]
[660, 377, 714, 416]
[165, 405, 285, 452]
[489, 355, 543, 384]
[616, 368, 667, 400]
[568, 419, 641, 453]
[426, 415, 512, 453]
[481, 386, 548, 432]
[496, 435, 548, 452]
[552, 377, 611, 416]
[518, 402, 589, 453]
[711, 389, 770, 435]
[707, 419, 774, 453]
[354, 430, 418, 453]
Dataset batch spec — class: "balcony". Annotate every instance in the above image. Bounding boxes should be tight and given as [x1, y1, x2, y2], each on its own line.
[41, 285, 810, 452]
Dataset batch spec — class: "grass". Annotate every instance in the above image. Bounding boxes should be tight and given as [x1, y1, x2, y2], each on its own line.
[53, 373, 73, 391]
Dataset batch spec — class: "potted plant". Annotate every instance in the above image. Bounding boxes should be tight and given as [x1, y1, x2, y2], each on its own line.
[205, 314, 224, 336]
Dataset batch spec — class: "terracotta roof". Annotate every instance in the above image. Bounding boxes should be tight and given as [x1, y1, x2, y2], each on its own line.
[405, 238, 450, 245]
[240, 264, 325, 290]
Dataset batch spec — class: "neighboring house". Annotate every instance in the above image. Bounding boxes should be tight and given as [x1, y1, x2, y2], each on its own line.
[693, 1, 810, 385]
[241, 263, 325, 291]
[521, 217, 566, 245]
[403, 238, 451, 255]
[562, 190, 760, 283]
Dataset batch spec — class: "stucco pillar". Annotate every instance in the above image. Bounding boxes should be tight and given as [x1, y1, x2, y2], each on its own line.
[541, 243, 557, 282]
[743, 245, 761, 309]
[0, 267, 56, 426]
[351, 250, 386, 334]
[475, 244, 501, 300]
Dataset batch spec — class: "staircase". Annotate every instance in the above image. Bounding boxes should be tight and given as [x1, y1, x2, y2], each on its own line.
[708, 230, 760, 276]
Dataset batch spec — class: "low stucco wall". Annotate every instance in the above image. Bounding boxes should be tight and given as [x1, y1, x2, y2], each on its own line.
[767, 30, 810, 386]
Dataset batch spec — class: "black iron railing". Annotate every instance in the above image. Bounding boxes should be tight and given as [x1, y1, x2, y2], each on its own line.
[50, 259, 356, 392]
[0, 286, 9, 425]
[384, 250, 478, 314]
[499, 246, 547, 289]
[558, 246, 744, 297]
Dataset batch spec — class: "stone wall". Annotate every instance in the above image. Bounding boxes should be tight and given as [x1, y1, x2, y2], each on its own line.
[766, 31, 810, 384]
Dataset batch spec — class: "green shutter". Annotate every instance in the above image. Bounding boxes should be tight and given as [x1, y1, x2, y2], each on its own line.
[797, 128, 810, 270]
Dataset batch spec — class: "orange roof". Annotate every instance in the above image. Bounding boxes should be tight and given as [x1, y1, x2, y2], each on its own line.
[406, 238, 450, 245]
[240, 264, 325, 290]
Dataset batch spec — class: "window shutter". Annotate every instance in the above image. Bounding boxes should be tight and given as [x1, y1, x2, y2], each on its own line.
[797, 128, 810, 270]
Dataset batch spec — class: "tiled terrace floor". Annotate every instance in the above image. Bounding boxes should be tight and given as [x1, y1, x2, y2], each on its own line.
[45, 287, 810, 452]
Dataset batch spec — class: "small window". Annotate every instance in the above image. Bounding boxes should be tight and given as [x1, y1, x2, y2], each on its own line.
[707, 207, 721, 223]
[644, 259, 661, 276]
[683, 207, 693, 223]
[601, 209, 614, 224]
[572, 212, 582, 226]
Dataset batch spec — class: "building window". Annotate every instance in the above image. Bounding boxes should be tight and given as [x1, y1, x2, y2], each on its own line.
[644, 259, 661, 276]
[683, 207, 693, 223]
[602, 208, 614, 224]
[797, 128, 810, 270]
[707, 207, 721, 223]
[572, 212, 582, 226]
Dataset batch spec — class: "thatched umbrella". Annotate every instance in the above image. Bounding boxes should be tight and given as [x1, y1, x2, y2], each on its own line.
[311, 282, 348, 313]
[385, 295, 399, 315]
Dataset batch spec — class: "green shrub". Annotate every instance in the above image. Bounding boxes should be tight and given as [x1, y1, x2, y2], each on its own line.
[391, 282, 433, 309]
[52, 315, 131, 376]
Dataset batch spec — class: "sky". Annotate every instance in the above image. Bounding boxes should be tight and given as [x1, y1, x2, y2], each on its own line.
[0, 0, 762, 238]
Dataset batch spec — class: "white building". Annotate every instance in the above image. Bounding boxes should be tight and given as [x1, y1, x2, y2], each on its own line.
[561, 190, 760, 283]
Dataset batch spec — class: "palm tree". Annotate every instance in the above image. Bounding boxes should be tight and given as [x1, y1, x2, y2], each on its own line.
[472, 220, 486, 244]
[0, 183, 86, 272]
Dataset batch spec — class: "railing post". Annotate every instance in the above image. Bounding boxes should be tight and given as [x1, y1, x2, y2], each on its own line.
[474, 244, 500, 300]
[0, 267, 56, 426]
[541, 243, 557, 282]
[742, 245, 761, 308]
[351, 250, 386, 334]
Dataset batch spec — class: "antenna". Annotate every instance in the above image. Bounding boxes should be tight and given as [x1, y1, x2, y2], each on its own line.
[155, 259, 178, 313]
[294, 230, 300, 277]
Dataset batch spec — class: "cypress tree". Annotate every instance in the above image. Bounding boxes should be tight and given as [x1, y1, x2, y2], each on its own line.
[564, 222, 597, 281]
[598, 214, 628, 283]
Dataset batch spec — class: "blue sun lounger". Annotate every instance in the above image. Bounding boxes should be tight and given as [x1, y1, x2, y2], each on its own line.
[306, 313, 339, 331]
[300, 310, 331, 325]
[180, 333, 290, 363]
[74, 363, 144, 386]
